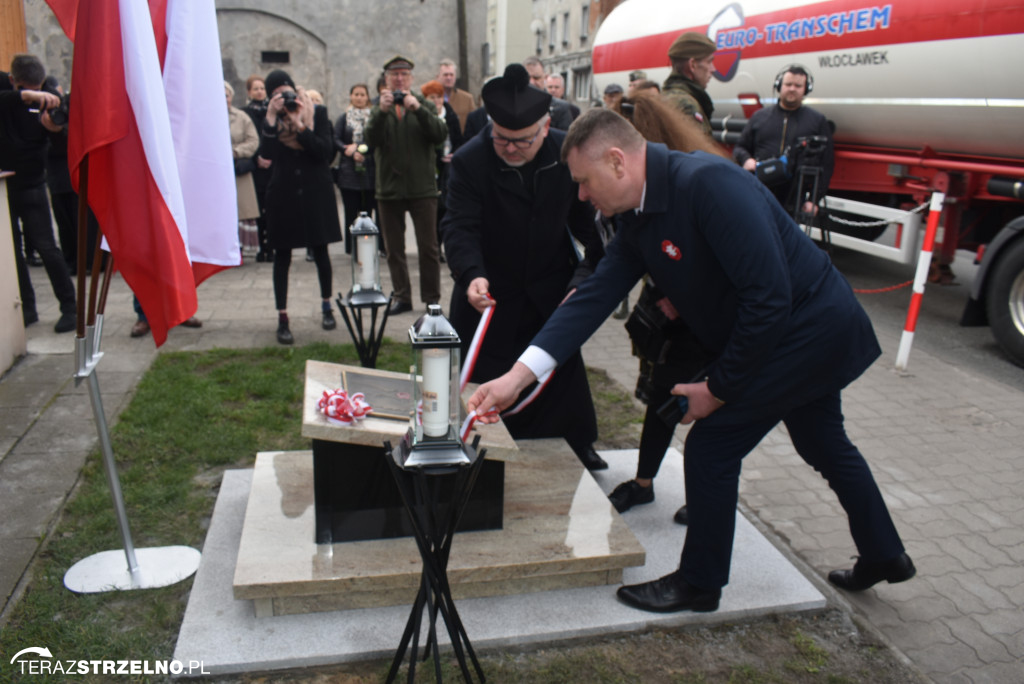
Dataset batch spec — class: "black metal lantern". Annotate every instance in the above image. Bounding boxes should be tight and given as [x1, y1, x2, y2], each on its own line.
[397, 304, 472, 468]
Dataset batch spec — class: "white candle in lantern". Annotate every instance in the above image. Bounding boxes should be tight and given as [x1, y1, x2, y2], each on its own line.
[421, 348, 450, 437]
[356, 236, 376, 289]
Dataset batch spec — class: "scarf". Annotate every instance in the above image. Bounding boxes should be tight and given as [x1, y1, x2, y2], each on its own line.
[345, 104, 371, 143]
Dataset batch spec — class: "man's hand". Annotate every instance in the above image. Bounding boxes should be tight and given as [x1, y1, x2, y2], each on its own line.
[379, 89, 395, 112]
[801, 200, 818, 215]
[402, 92, 420, 112]
[742, 158, 757, 172]
[671, 380, 725, 424]
[467, 277, 493, 313]
[256, 156, 272, 169]
[466, 362, 536, 421]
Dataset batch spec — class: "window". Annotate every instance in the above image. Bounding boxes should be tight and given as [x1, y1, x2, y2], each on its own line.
[562, 12, 570, 46]
[573, 67, 591, 102]
[580, 5, 590, 40]
[536, 30, 543, 55]
[482, 42, 492, 77]
[549, 18, 556, 50]
[261, 51, 289, 64]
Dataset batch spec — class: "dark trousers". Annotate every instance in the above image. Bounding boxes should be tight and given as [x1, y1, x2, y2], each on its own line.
[377, 197, 440, 306]
[272, 245, 332, 311]
[8, 183, 77, 318]
[636, 394, 676, 480]
[680, 390, 905, 591]
[50, 190, 102, 272]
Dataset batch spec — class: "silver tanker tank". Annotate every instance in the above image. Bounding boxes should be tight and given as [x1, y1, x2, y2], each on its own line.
[592, 0, 1024, 160]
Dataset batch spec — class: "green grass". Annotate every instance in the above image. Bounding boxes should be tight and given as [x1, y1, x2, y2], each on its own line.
[0, 341, 642, 684]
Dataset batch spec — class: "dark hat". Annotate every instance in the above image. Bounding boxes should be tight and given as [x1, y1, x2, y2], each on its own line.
[667, 32, 716, 61]
[264, 69, 295, 95]
[482, 63, 552, 129]
[383, 55, 414, 71]
[603, 83, 624, 95]
[628, 70, 647, 82]
[420, 80, 443, 97]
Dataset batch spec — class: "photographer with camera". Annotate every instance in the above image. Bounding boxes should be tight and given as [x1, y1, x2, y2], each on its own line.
[258, 69, 342, 344]
[733, 65, 834, 217]
[1, 54, 77, 333]
[365, 55, 448, 316]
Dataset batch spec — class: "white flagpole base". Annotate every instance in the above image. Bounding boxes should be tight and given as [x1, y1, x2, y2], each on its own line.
[895, 330, 915, 370]
[64, 546, 201, 594]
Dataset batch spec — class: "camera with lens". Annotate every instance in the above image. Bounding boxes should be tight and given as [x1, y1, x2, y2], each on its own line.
[793, 135, 828, 168]
[47, 94, 71, 127]
[279, 90, 299, 112]
[390, 90, 406, 104]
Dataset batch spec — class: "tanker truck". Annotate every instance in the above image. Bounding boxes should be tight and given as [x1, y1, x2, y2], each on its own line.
[591, 0, 1024, 366]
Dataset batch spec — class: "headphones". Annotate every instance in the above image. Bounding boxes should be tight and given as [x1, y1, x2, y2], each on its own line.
[773, 64, 813, 94]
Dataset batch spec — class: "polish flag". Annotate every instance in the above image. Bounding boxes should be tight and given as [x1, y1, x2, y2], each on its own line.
[46, 0, 238, 346]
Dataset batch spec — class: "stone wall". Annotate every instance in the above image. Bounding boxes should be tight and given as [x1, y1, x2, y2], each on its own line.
[23, 0, 485, 118]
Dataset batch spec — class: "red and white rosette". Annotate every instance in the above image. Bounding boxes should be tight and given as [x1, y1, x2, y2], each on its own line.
[317, 389, 372, 426]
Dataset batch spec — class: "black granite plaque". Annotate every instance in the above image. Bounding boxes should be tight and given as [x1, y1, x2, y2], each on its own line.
[312, 439, 504, 543]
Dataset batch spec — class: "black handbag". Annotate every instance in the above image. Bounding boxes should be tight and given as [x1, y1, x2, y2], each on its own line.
[234, 157, 256, 176]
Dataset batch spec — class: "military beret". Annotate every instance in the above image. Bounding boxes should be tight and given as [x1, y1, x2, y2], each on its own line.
[667, 32, 716, 61]
[604, 83, 624, 95]
[383, 55, 414, 71]
[628, 70, 647, 82]
[482, 63, 552, 130]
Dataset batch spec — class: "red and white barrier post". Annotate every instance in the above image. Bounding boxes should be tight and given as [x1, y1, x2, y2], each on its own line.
[895, 191, 946, 370]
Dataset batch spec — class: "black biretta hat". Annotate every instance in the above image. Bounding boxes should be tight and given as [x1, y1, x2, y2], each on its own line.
[482, 64, 552, 130]
[264, 69, 295, 95]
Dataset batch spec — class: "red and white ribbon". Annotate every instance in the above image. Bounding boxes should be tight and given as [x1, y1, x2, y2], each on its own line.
[317, 389, 372, 426]
[459, 297, 495, 392]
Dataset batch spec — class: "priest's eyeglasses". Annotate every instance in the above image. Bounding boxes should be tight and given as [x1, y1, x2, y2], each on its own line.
[491, 126, 543, 149]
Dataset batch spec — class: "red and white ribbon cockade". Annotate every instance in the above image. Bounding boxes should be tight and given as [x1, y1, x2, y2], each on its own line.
[318, 389, 372, 426]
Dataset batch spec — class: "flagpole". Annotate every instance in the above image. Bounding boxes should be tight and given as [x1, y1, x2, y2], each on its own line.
[64, 153, 201, 594]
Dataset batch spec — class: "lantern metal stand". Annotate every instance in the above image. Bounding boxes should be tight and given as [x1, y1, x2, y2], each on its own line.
[382, 305, 487, 683]
[336, 212, 392, 368]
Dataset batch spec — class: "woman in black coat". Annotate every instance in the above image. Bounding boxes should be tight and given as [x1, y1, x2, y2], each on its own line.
[259, 69, 342, 344]
[333, 83, 376, 253]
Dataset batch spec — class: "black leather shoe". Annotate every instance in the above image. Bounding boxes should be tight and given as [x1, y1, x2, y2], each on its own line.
[576, 446, 608, 471]
[322, 309, 337, 331]
[54, 312, 76, 333]
[617, 571, 720, 613]
[388, 300, 413, 315]
[276, 322, 294, 345]
[673, 505, 689, 525]
[608, 480, 654, 513]
[828, 553, 916, 592]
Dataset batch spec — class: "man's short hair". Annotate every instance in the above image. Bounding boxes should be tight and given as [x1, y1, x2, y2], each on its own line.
[10, 54, 46, 88]
[521, 55, 544, 71]
[439, 57, 457, 72]
[546, 74, 564, 86]
[561, 108, 644, 164]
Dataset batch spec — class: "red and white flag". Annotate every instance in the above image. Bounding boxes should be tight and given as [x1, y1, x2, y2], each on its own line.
[46, 0, 238, 346]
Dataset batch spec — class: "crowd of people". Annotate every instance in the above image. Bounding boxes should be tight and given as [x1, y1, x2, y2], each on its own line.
[4, 41, 914, 615]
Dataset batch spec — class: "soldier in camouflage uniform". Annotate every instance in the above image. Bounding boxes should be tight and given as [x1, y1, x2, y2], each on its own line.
[661, 32, 716, 136]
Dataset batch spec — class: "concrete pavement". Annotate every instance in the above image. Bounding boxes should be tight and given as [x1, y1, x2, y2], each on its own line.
[2, 238, 1022, 683]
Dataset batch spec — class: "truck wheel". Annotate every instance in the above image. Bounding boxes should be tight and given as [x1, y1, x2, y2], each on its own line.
[986, 237, 1024, 367]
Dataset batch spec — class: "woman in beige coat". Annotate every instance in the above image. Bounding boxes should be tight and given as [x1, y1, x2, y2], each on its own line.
[226, 82, 260, 256]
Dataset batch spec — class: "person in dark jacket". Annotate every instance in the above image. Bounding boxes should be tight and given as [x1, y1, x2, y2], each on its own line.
[661, 32, 717, 136]
[333, 83, 377, 252]
[733, 65, 834, 216]
[365, 56, 449, 315]
[468, 109, 915, 613]
[258, 69, 342, 344]
[1, 55, 76, 333]
[440, 63, 607, 471]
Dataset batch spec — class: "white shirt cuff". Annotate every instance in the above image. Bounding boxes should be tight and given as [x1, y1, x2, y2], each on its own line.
[518, 345, 557, 380]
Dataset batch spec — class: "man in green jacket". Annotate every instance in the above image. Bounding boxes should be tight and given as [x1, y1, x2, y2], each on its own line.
[365, 55, 449, 315]
[661, 32, 716, 137]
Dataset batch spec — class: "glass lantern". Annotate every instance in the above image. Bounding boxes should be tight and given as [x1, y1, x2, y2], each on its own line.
[348, 212, 387, 305]
[399, 304, 471, 467]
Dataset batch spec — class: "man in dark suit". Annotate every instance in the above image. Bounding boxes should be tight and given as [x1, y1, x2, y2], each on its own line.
[441, 64, 607, 471]
[468, 108, 915, 613]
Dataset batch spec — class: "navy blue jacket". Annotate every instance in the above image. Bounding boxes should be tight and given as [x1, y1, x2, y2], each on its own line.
[533, 142, 880, 422]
